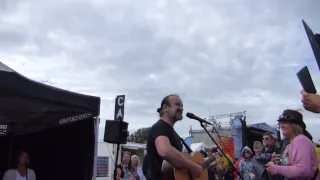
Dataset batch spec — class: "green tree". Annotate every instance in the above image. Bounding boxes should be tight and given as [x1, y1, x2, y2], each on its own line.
[128, 127, 150, 143]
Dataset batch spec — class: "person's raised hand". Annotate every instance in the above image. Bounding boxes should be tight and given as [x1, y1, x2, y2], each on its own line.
[271, 152, 281, 164]
[209, 153, 221, 167]
[301, 90, 320, 113]
[213, 153, 221, 162]
[265, 161, 274, 174]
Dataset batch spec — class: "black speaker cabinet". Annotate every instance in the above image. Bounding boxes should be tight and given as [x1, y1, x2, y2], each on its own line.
[103, 120, 129, 144]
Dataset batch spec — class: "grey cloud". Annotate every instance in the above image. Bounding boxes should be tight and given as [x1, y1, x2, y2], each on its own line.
[1, 0, 320, 140]
[0, 1, 6, 12]
[0, 26, 28, 48]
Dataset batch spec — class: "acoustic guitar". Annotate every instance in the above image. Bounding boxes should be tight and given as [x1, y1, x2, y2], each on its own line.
[162, 152, 217, 180]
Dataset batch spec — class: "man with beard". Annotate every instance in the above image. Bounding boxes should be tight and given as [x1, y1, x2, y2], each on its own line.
[145, 94, 203, 180]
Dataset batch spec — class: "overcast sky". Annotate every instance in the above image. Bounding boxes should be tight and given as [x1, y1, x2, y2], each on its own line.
[1, 0, 320, 141]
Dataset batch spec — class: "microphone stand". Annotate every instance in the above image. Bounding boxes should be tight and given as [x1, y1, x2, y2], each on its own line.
[113, 143, 121, 180]
[113, 120, 124, 180]
[199, 122, 244, 180]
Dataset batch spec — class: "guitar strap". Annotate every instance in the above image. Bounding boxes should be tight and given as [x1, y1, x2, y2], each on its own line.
[173, 130, 193, 153]
[173, 131, 194, 180]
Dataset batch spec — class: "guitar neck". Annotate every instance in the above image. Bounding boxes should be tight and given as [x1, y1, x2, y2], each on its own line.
[200, 156, 216, 170]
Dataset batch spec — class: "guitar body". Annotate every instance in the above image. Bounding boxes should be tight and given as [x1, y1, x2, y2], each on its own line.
[162, 152, 208, 180]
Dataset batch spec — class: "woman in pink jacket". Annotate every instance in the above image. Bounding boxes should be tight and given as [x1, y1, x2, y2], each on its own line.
[266, 109, 319, 180]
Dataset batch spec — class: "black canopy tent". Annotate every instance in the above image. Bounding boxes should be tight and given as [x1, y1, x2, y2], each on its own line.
[0, 62, 101, 180]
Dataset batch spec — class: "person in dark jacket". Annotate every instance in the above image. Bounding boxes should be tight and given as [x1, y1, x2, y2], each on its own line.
[142, 153, 148, 178]
[262, 132, 280, 154]
[278, 137, 290, 155]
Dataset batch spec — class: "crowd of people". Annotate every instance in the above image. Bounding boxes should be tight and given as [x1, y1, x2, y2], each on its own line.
[3, 92, 320, 180]
[142, 93, 320, 180]
[117, 90, 320, 180]
[198, 114, 320, 180]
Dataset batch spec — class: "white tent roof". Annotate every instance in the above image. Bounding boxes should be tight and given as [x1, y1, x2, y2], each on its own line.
[190, 142, 212, 152]
[122, 142, 146, 150]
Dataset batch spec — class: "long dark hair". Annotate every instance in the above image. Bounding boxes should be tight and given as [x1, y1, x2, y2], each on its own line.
[157, 94, 179, 117]
[121, 151, 132, 171]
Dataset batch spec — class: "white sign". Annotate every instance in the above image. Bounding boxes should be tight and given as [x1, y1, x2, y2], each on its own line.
[0, 124, 8, 136]
[59, 113, 92, 124]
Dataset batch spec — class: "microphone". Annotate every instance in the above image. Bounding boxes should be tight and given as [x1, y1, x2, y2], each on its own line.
[186, 112, 213, 125]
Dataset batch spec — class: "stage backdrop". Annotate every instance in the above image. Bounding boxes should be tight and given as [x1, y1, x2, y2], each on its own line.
[232, 117, 243, 158]
[217, 136, 235, 159]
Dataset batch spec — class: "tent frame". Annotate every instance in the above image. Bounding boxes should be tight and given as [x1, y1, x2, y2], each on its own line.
[0, 61, 101, 180]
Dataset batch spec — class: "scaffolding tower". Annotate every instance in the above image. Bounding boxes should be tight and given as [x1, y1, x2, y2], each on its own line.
[208, 111, 246, 137]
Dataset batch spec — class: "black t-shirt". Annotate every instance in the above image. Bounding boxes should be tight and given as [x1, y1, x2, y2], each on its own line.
[146, 119, 183, 180]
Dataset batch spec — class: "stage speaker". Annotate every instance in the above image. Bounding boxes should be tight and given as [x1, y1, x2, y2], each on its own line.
[104, 120, 129, 144]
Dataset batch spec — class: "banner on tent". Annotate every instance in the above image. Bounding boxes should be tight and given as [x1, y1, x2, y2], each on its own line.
[0, 124, 8, 136]
[58, 113, 93, 125]
[96, 156, 109, 177]
[114, 95, 125, 121]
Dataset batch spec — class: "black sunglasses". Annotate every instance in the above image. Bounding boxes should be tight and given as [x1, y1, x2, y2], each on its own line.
[279, 114, 295, 121]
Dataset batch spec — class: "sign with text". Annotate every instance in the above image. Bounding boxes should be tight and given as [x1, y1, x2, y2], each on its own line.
[0, 124, 8, 136]
[114, 95, 125, 121]
[59, 113, 93, 125]
[96, 156, 109, 177]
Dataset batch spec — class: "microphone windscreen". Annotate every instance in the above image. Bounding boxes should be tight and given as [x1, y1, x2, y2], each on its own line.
[186, 112, 195, 119]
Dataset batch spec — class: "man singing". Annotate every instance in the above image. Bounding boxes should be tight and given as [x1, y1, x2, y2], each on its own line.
[146, 94, 203, 180]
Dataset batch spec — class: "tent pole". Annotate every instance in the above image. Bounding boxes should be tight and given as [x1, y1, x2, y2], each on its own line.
[92, 116, 99, 180]
[8, 132, 14, 169]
